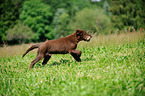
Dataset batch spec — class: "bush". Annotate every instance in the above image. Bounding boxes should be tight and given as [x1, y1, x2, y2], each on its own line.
[5, 21, 35, 44]
[109, 0, 145, 30]
[20, 0, 53, 41]
[0, 0, 22, 44]
[69, 8, 112, 34]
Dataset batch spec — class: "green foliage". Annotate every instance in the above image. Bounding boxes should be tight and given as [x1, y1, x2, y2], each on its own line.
[42, 0, 92, 16]
[109, 0, 145, 30]
[53, 8, 71, 39]
[42, 0, 73, 15]
[0, 0, 23, 43]
[57, 13, 71, 37]
[0, 38, 144, 95]
[69, 8, 112, 34]
[20, 0, 53, 41]
[5, 21, 35, 44]
[1, 0, 145, 45]
[43, 0, 94, 38]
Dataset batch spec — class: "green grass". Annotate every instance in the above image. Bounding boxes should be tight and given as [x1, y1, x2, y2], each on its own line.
[0, 31, 145, 96]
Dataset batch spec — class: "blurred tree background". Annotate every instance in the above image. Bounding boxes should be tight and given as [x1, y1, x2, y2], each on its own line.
[0, 0, 145, 45]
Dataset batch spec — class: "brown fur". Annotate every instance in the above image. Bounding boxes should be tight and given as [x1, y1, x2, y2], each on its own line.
[22, 29, 92, 69]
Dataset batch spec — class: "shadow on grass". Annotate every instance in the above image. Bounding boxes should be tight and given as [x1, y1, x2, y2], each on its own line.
[49, 61, 61, 66]
[34, 55, 95, 69]
[82, 55, 95, 61]
[34, 58, 72, 68]
[49, 59, 71, 66]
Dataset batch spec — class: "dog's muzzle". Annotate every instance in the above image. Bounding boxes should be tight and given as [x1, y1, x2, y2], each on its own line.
[85, 36, 91, 42]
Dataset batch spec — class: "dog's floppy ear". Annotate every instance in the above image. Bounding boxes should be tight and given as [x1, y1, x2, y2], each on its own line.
[76, 29, 83, 37]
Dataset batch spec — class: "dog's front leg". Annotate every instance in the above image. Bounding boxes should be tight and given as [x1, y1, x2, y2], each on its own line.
[70, 50, 82, 62]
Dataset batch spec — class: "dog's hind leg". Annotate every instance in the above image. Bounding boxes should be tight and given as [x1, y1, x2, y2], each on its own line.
[29, 54, 44, 69]
[42, 54, 51, 65]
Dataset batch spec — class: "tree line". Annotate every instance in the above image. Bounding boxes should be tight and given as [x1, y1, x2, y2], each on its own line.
[0, 0, 144, 45]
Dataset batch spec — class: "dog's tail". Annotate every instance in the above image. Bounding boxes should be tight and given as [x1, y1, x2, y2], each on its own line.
[22, 44, 40, 58]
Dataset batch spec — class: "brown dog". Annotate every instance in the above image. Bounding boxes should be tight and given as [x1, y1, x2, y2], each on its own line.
[22, 29, 92, 69]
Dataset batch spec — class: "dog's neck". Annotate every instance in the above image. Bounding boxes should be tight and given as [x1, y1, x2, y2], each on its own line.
[69, 32, 81, 44]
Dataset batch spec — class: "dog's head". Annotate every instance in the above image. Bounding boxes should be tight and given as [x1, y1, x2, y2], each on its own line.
[75, 29, 92, 42]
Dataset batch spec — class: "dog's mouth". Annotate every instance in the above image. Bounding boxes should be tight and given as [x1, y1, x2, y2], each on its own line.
[85, 36, 91, 42]
[87, 39, 90, 42]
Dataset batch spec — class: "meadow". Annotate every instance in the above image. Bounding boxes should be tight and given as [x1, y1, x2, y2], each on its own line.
[0, 30, 145, 96]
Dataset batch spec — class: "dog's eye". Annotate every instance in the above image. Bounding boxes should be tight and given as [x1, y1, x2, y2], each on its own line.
[80, 33, 83, 36]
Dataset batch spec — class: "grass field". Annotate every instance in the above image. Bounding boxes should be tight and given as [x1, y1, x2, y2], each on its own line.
[0, 31, 145, 96]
